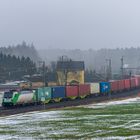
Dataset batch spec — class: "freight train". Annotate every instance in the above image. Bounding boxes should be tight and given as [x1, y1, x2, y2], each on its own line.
[2, 76, 140, 107]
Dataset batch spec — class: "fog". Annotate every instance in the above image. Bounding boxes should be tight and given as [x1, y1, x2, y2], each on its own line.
[0, 0, 140, 50]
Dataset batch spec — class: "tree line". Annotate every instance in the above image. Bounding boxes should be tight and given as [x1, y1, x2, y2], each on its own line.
[0, 41, 41, 63]
[0, 52, 37, 82]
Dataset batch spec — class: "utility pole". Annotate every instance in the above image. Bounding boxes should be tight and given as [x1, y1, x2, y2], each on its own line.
[109, 59, 112, 79]
[105, 59, 112, 99]
[39, 61, 46, 87]
[42, 61, 46, 87]
[121, 56, 124, 79]
[106, 58, 112, 81]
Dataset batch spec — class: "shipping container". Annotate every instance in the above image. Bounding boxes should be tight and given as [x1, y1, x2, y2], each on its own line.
[124, 79, 130, 90]
[118, 80, 125, 91]
[89, 83, 100, 94]
[78, 84, 90, 98]
[134, 76, 140, 87]
[110, 80, 118, 93]
[35, 87, 52, 103]
[135, 77, 139, 87]
[66, 86, 78, 99]
[137, 77, 140, 87]
[100, 82, 110, 94]
[51, 86, 66, 102]
[130, 78, 136, 88]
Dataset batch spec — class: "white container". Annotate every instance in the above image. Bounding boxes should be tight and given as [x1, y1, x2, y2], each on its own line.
[89, 83, 100, 94]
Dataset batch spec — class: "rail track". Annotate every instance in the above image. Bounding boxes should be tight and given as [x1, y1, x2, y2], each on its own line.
[0, 89, 140, 117]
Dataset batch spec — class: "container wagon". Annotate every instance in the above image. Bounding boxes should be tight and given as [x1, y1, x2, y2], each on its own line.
[118, 80, 125, 92]
[66, 86, 78, 99]
[130, 78, 136, 89]
[89, 83, 100, 95]
[51, 86, 66, 102]
[35, 87, 52, 104]
[100, 82, 110, 95]
[110, 80, 118, 93]
[134, 76, 140, 87]
[78, 84, 90, 98]
[124, 79, 131, 91]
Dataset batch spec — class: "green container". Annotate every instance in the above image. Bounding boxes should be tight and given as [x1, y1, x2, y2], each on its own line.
[36, 87, 52, 103]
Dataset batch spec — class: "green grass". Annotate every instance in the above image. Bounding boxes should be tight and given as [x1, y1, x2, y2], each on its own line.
[0, 130, 17, 134]
[0, 101, 140, 139]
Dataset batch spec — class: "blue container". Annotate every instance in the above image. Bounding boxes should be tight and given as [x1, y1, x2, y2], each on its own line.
[51, 86, 66, 99]
[100, 82, 110, 94]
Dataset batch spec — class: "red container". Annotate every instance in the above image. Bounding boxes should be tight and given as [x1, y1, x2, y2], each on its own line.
[110, 80, 118, 92]
[137, 77, 140, 87]
[66, 86, 78, 98]
[134, 76, 140, 87]
[135, 77, 139, 87]
[118, 80, 125, 91]
[130, 78, 136, 88]
[78, 84, 90, 97]
[124, 79, 130, 90]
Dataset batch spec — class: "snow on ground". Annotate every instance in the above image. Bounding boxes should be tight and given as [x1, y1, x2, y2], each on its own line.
[0, 110, 63, 125]
[93, 136, 140, 140]
[0, 97, 140, 139]
[83, 97, 140, 109]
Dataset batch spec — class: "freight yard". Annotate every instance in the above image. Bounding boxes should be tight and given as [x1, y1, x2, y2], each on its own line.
[1, 59, 140, 116]
[1, 1, 140, 139]
[0, 56, 140, 140]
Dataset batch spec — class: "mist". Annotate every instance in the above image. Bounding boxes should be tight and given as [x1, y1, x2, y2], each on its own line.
[0, 0, 140, 50]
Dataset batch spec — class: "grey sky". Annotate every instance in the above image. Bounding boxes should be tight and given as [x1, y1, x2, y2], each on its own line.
[0, 0, 140, 50]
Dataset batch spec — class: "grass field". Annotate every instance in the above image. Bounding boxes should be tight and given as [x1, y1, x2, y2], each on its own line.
[0, 97, 140, 139]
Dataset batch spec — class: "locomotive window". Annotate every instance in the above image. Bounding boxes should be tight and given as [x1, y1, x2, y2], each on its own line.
[4, 92, 13, 98]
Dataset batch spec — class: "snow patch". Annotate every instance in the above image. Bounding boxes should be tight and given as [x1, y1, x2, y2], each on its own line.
[94, 135, 140, 140]
[83, 97, 140, 109]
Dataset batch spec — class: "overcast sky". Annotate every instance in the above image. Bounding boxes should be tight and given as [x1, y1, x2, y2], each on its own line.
[0, 0, 140, 50]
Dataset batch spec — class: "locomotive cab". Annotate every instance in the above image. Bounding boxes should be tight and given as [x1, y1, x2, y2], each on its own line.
[2, 90, 17, 106]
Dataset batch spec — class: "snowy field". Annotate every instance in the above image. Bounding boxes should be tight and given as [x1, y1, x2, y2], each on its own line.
[0, 97, 140, 139]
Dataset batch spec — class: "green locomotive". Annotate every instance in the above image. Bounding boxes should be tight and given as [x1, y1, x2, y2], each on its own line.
[2, 87, 52, 106]
[2, 90, 36, 106]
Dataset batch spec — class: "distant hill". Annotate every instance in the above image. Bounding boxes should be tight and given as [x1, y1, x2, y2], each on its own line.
[0, 42, 41, 62]
[38, 47, 140, 75]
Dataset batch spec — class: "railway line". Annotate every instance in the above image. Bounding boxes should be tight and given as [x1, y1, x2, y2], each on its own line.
[0, 88, 140, 117]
